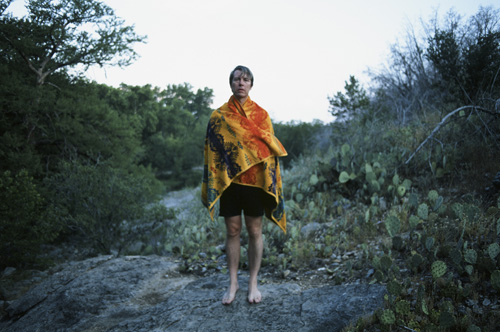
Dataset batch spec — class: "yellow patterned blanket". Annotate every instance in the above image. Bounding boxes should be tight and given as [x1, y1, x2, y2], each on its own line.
[201, 96, 288, 232]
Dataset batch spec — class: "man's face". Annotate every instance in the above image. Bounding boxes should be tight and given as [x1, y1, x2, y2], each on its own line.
[231, 70, 252, 102]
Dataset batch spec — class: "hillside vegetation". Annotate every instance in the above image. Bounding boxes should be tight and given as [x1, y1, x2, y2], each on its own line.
[1, 2, 499, 330]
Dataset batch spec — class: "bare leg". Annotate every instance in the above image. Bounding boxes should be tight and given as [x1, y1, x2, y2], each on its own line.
[245, 215, 263, 304]
[222, 215, 242, 304]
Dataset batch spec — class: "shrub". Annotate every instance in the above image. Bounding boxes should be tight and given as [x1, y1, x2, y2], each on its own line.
[0, 170, 62, 268]
[45, 161, 165, 254]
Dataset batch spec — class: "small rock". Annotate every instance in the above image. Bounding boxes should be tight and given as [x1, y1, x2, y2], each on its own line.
[1, 267, 16, 277]
[301, 222, 321, 237]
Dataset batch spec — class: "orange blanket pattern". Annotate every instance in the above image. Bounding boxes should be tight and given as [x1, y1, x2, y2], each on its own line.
[201, 96, 288, 232]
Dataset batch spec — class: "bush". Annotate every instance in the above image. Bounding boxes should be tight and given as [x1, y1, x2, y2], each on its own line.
[45, 161, 165, 254]
[0, 170, 62, 268]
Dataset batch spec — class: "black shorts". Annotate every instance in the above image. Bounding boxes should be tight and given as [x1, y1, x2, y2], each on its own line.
[219, 183, 266, 217]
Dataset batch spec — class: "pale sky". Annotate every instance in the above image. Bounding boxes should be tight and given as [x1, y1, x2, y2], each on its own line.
[6, 0, 498, 122]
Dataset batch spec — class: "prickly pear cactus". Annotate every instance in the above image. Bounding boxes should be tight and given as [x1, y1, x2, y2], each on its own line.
[439, 311, 456, 329]
[466, 324, 481, 332]
[410, 253, 424, 270]
[409, 215, 420, 229]
[449, 248, 462, 265]
[392, 235, 404, 251]
[385, 215, 401, 237]
[491, 270, 500, 291]
[431, 260, 447, 279]
[464, 249, 477, 264]
[488, 243, 500, 260]
[409, 192, 419, 208]
[425, 237, 435, 251]
[395, 300, 411, 315]
[392, 173, 400, 186]
[339, 171, 353, 184]
[380, 255, 393, 271]
[397, 185, 406, 197]
[417, 203, 429, 220]
[379, 309, 396, 325]
[309, 174, 319, 186]
[428, 190, 439, 204]
[433, 195, 444, 212]
[387, 280, 402, 296]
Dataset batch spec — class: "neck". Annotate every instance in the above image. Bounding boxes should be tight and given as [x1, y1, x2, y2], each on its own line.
[235, 96, 248, 105]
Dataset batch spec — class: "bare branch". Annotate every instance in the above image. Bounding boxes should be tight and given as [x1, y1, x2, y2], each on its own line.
[405, 105, 475, 164]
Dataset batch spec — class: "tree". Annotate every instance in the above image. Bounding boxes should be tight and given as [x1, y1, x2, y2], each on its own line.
[98, 83, 214, 188]
[328, 75, 369, 121]
[0, 0, 145, 85]
[426, 7, 500, 105]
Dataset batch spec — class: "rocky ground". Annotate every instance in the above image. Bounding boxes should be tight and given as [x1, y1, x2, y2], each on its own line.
[0, 255, 385, 332]
[0, 189, 387, 331]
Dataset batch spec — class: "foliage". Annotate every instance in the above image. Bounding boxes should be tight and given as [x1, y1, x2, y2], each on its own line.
[164, 7, 500, 331]
[273, 120, 328, 168]
[328, 75, 370, 121]
[0, 169, 62, 267]
[0, 0, 145, 85]
[0, 0, 219, 268]
[45, 161, 165, 253]
[426, 7, 500, 104]
[1, 3, 500, 331]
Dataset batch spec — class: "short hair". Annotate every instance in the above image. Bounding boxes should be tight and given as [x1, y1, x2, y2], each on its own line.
[229, 65, 254, 87]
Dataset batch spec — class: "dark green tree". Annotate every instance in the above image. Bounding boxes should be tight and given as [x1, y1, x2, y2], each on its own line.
[274, 120, 327, 167]
[426, 7, 500, 105]
[0, 0, 145, 85]
[0, 0, 153, 267]
[328, 75, 370, 121]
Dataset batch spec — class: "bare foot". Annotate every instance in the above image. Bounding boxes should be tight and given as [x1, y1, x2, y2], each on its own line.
[222, 284, 239, 305]
[247, 286, 262, 304]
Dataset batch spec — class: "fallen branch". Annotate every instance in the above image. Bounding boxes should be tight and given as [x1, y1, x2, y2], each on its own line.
[405, 105, 475, 165]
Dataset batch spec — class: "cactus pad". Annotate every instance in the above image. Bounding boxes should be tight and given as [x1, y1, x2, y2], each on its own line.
[379, 309, 396, 325]
[397, 185, 406, 197]
[395, 300, 411, 315]
[417, 203, 429, 220]
[409, 215, 420, 229]
[392, 236, 404, 251]
[380, 255, 393, 270]
[387, 280, 402, 296]
[431, 260, 447, 279]
[410, 253, 424, 270]
[488, 243, 500, 260]
[385, 215, 401, 237]
[439, 311, 456, 328]
[464, 249, 477, 264]
[449, 248, 462, 265]
[428, 190, 439, 203]
[309, 174, 319, 185]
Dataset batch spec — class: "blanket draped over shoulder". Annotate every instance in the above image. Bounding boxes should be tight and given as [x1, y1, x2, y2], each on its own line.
[201, 96, 288, 232]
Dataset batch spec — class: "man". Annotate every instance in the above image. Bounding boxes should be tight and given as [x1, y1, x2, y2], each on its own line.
[202, 65, 287, 304]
